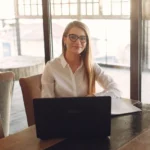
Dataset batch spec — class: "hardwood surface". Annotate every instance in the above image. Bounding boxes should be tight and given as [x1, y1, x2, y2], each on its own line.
[8, 80, 150, 149]
[10, 67, 150, 134]
[0, 120, 150, 150]
[119, 126, 150, 150]
[2, 103, 150, 150]
[0, 125, 64, 150]
[110, 103, 150, 150]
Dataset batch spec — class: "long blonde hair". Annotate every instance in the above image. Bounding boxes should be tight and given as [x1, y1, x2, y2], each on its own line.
[62, 21, 95, 94]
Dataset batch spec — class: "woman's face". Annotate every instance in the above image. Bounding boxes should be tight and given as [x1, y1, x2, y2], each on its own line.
[63, 27, 87, 55]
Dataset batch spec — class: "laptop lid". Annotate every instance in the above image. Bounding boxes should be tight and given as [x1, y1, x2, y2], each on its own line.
[33, 96, 111, 140]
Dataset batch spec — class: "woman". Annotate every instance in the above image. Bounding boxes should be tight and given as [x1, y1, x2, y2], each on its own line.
[41, 21, 121, 99]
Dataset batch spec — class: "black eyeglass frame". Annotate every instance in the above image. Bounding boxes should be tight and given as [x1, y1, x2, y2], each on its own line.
[66, 34, 87, 43]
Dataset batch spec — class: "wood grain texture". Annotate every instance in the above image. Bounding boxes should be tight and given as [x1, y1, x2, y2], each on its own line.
[8, 80, 150, 149]
[0, 120, 4, 138]
[118, 126, 150, 150]
[0, 125, 64, 150]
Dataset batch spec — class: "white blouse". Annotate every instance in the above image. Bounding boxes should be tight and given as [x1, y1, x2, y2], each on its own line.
[41, 54, 121, 99]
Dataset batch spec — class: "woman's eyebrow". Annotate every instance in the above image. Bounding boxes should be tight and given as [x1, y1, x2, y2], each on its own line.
[69, 33, 86, 36]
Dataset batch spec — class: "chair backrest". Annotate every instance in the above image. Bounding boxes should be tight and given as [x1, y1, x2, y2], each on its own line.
[19, 74, 42, 126]
[0, 71, 15, 138]
[0, 120, 4, 138]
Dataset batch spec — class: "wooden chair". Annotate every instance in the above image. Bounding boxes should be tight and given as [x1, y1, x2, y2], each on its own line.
[19, 74, 42, 126]
[0, 120, 4, 138]
[0, 71, 15, 138]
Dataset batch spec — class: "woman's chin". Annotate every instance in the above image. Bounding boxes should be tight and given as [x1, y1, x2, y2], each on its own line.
[71, 49, 83, 55]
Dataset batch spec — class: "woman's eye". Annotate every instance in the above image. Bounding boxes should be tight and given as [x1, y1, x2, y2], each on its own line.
[80, 36, 86, 40]
[71, 35, 77, 39]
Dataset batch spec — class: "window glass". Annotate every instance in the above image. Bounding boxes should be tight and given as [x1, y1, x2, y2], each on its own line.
[31, 5, 38, 15]
[18, 0, 24, 4]
[70, 0, 77, 2]
[122, 2, 130, 15]
[112, 3, 121, 15]
[38, 5, 42, 15]
[81, 3, 86, 15]
[51, 19, 130, 98]
[83, 19, 130, 97]
[31, 0, 37, 4]
[142, 20, 150, 104]
[54, 4, 61, 15]
[102, 2, 111, 15]
[70, 4, 77, 15]
[62, 0, 69, 3]
[25, 5, 31, 15]
[62, 4, 69, 15]
[93, 3, 99, 15]
[38, 0, 42, 4]
[19, 5, 25, 15]
[87, 3, 93, 15]
[25, 0, 30, 5]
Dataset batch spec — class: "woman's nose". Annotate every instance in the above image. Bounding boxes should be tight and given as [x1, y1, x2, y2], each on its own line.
[75, 38, 82, 44]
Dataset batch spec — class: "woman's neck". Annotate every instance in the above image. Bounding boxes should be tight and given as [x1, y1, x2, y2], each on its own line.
[64, 51, 81, 73]
[65, 51, 81, 65]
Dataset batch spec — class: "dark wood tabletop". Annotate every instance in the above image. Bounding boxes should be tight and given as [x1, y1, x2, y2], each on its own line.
[110, 103, 150, 150]
[0, 101, 149, 150]
[45, 102, 150, 150]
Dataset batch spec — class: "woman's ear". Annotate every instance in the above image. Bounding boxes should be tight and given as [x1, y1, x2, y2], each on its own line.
[63, 37, 67, 50]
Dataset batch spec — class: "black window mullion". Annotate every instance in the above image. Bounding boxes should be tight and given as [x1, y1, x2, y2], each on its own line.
[130, 0, 142, 101]
[42, 0, 52, 63]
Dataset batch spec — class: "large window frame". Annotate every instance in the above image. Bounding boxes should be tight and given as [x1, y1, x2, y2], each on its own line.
[41, 0, 141, 100]
[14, 0, 143, 101]
[130, 0, 142, 100]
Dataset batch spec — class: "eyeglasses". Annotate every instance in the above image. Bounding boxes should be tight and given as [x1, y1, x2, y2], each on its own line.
[67, 34, 87, 43]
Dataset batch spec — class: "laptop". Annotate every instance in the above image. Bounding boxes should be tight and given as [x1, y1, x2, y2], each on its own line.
[33, 96, 111, 140]
[44, 138, 110, 150]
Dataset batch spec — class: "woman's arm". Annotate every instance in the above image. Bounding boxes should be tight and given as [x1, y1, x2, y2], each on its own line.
[41, 62, 55, 98]
[93, 63, 121, 98]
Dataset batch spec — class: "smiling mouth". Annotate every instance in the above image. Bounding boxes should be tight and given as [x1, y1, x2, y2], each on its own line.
[73, 46, 82, 48]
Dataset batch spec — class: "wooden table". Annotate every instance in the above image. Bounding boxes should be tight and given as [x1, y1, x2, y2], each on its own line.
[0, 103, 150, 150]
[0, 56, 44, 80]
[119, 127, 150, 150]
[0, 125, 64, 150]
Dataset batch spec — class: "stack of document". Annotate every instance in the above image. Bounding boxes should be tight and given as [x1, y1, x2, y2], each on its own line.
[111, 98, 141, 115]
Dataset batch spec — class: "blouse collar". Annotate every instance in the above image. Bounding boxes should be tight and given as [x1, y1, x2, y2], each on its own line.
[59, 54, 83, 68]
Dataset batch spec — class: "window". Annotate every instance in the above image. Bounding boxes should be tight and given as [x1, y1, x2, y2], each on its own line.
[46, 0, 130, 99]
[18, 0, 42, 16]
[142, 19, 150, 103]
[16, 0, 132, 99]
[17, 0, 130, 18]
[0, 0, 15, 18]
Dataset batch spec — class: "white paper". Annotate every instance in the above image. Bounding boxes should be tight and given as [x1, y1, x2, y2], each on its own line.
[111, 98, 142, 115]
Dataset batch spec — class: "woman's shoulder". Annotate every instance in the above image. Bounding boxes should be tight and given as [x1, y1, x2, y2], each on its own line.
[46, 55, 62, 66]
[93, 62, 101, 68]
[92, 62, 103, 72]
